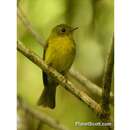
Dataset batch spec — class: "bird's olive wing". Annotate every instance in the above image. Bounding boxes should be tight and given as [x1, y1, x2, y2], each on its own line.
[42, 42, 49, 87]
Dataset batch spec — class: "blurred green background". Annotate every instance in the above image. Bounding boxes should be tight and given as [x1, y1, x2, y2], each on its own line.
[17, 0, 114, 130]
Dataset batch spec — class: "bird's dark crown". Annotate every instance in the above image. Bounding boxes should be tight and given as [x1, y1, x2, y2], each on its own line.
[52, 24, 74, 36]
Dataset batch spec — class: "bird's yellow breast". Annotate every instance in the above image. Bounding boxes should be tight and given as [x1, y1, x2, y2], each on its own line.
[45, 36, 76, 73]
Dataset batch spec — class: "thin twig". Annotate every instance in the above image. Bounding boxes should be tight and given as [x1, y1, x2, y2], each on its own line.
[69, 68, 114, 103]
[18, 96, 69, 130]
[17, 7, 45, 47]
[17, 40, 102, 114]
[100, 38, 114, 130]
[101, 37, 114, 122]
[17, 7, 114, 102]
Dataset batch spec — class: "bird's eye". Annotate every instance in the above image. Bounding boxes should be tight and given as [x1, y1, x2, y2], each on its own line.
[61, 28, 66, 32]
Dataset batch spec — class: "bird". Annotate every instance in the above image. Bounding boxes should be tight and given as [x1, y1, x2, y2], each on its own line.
[37, 24, 78, 109]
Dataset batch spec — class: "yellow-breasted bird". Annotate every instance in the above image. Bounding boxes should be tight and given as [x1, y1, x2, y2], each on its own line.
[37, 24, 78, 109]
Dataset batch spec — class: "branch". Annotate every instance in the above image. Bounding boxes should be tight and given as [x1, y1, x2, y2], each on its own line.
[101, 37, 114, 119]
[18, 96, 69, 130]
[17, 40, 102, 114]
[69, 68, 114, 103]
[17, 6, 114, 103]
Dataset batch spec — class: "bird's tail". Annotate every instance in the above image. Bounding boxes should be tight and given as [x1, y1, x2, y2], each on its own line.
[37, 86, 56, 109]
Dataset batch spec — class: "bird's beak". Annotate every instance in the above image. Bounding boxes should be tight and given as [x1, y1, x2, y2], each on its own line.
[71, 27, 79, 32]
